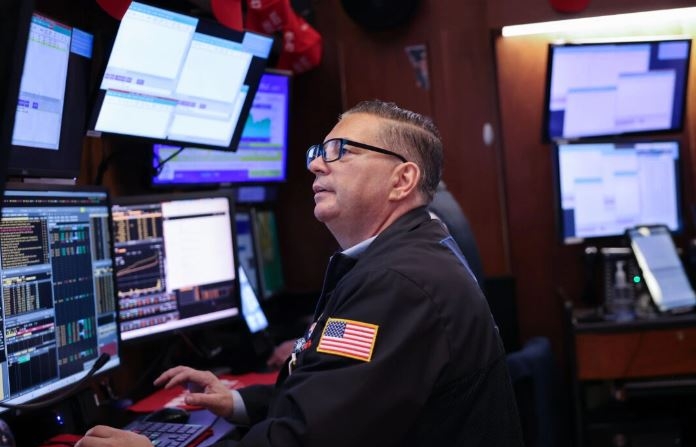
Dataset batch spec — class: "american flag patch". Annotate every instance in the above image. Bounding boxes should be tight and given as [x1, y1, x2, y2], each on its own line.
[317, 318, 378, 362]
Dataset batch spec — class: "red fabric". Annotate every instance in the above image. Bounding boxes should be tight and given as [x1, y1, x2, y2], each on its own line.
[245, 0, 323, 73]
[39, 433, 82, 446]
[211, 0, 244, 31]
[96, 0, 132, 20]
[276, 14, 322, 74]
[549, 0, 590, 13]
[128, 371, 279, 413]
[245, 0, 294, 34]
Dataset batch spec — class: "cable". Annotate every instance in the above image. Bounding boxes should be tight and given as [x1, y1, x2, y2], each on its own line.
[0, 353, 110, 412]
[93, 141, 117, 186]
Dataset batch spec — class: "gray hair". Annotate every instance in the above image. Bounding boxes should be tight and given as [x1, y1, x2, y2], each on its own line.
[341, 100, 443, 202]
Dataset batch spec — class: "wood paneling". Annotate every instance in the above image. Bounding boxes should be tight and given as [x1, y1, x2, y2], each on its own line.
[334, 0, 509, 276]
[494, 36, 564, 345]
[576, 328, 696, 380]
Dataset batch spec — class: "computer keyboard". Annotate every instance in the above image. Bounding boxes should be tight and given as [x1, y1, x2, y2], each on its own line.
[124, 420, 210, 447]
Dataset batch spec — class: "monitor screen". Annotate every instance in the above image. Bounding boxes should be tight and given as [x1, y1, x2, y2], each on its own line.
[235, 210, 260, 299]
[554, 140, 683, 243]
[544, 39, 691, 140]
[627, 225, 696, 312]
[239, 265, 268, 334]
[8, 11, 94, 179]
[253, 209, 284, 300]
[0, 185, 120, 411]
[111, 191, 240, 342]
[0, 0, 32, 190]
[89, 1, 273, 151]
[151, 71, 291, 186]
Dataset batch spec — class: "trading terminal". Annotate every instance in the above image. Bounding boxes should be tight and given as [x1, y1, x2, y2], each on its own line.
[1, 0, 696, 446]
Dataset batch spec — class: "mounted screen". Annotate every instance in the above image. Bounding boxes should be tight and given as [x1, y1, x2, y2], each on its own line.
[0, 0, 32, 190]
[553, 140, 682, 244]
[111, 191, 240, 342]
[88, 2, 273, 151]
[544, 39, 691, 141]
[7, 11, 94, 179]
[151, 70, 291, 186]
[627, 224, 696, 312]
[0, 184, 120, 412]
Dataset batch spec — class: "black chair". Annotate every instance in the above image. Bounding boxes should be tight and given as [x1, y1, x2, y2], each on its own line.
[428, 181, 558, 447]
[506, 337, 559, 447]
[429, 181, 519, 351]
[429, 181, 485, 286]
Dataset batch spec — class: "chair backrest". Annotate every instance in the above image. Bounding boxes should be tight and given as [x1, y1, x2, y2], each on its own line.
[505, 336, 559, 447]
[428, 181, 485, 286]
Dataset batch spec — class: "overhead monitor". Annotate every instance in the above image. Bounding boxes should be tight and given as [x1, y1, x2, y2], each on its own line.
[7, 10, 94, 179]
[88, 1, 274, 151]
[544, 39, 691, 141]
[151, 70, 291, 186]
[0, 184, 120, 411]
[0, 0, 33, 190]
[111, 191, 240, 342]
[553, 140, 683, 244]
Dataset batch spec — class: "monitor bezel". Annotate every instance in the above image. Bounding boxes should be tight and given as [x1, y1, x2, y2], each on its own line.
[87, 2, 273, 152]
[0, 181, 122, 411]
[149, 69, 293, 189]
[7, 10, 95, 180]
[542, 38, 692, 143]
[551, 138, 684, 245]
[111, 189, 242, 344]
[0, 0, 33, 191]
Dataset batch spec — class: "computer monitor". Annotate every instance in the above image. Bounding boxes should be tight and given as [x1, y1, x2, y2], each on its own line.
[239, 265, 268, 334]
[0, 184, 120, 411]
[0, 0, 33, 192]
[553, 140, 683, 244]
[544, 39, 691, 141]
[235, 210, 261, 299]
[7, 11, 94, 179]
[151, 70, 291, 186]
[111, 191, 240, 342]
[253, 209, 285, 300]
[88, 1, 274, 151]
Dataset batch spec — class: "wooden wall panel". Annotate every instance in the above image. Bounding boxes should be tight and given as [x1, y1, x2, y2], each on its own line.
[334, 0, 510, 276]
[494, 36, 564, 345]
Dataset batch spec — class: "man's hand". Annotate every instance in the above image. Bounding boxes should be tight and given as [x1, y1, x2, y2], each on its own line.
[76, 425, 151, 447]
[154, 366, 234, 418]
[266, 339, 295, 370]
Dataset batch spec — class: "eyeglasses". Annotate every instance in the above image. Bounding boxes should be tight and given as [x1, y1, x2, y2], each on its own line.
[306, 138, 407, 169]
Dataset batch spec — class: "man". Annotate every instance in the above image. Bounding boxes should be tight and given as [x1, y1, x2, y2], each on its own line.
[77, 100, 522, 446]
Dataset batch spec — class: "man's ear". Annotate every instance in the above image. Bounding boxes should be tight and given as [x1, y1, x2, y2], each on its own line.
[389, 162, 421, 201]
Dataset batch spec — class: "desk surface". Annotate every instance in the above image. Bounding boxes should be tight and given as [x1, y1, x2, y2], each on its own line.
[573, 307, 696, 333]
[571, 308, 696, 380]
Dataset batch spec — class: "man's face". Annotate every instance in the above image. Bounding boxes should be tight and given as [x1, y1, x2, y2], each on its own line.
[308, 113, 404, 238]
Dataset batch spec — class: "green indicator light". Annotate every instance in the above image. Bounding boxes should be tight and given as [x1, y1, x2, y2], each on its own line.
[633, 275, 641, 284]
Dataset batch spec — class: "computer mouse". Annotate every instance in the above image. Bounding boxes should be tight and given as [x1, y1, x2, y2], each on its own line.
[143, 407, 190, 424]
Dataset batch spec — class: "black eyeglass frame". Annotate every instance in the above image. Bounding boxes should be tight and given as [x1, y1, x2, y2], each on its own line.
[306, 138, 407, 168]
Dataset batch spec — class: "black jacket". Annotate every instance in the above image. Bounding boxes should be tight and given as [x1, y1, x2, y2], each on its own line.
[235, 206, 523, 446]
